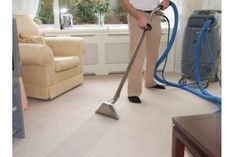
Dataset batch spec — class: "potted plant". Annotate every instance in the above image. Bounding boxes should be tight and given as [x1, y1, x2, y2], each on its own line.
[93, 0, 110, 26]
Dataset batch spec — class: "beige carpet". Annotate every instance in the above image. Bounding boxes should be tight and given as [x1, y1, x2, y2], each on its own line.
[13, 73, 220, 157]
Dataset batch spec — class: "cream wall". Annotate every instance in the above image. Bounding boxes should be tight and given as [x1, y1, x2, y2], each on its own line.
[174, 0, 221, 72]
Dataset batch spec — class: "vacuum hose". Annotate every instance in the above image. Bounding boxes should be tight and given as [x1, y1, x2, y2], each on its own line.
[153, 1, 222, 111]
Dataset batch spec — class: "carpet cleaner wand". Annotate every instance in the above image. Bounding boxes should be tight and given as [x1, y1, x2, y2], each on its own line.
[95, 5, 164, 120]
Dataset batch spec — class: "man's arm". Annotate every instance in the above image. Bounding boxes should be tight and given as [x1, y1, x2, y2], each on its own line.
[121, 0, 170, 29]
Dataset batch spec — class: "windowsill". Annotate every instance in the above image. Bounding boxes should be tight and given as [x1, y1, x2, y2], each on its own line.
[39, 24, 128, 34]
[39, 23, 172, 36]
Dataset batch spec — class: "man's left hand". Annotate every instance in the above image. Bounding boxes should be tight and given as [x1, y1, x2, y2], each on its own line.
[160, 0, 169, 10]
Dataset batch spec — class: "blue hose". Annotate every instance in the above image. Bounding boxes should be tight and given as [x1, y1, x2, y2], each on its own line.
[193, 19, 222, 111]
[153, 1, 222, 111]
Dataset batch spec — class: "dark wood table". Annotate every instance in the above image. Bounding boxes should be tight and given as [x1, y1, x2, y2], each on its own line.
[172, 113, 221, 157]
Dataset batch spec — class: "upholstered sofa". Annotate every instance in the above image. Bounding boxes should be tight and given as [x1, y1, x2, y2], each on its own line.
[14, 15, 86, 100]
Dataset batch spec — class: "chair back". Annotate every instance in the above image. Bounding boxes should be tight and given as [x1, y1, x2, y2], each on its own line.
[14, 15, 40, 36]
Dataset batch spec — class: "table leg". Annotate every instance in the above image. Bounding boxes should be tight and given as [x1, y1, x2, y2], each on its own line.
[19, 76, 28, 111]
[172, 126, 185, 157]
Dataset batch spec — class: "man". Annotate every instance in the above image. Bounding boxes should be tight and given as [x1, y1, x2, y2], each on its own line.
[122, 0, 170, 103]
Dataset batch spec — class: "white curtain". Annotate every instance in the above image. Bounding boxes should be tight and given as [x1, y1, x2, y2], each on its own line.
[13, 0, 40, 18]
[173, 0, 221, 72]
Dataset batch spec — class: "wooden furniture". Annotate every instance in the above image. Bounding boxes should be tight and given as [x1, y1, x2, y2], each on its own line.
[13, 78, 25, 138]
[13, 18, 25, 138]
[172, 113, 221, 157]
[19, 76, 28, 111]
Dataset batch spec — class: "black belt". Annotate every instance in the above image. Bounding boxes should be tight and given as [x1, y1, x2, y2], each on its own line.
[137, 9, 152, 13]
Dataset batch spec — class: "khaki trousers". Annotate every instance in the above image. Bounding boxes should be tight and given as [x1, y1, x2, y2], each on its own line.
[128, 12, 161, 97]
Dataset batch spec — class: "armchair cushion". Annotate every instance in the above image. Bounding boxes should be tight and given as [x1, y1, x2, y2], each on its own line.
[45, 37, 86, 56]
[19, 43, 54, 66]
[54, 56, 79, 72]
[19, 33, 46, 45]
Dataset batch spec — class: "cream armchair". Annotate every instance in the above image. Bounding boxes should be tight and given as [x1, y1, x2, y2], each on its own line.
[14, 15, 86, 100]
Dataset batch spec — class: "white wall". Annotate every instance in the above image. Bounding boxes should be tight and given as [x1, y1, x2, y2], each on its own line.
[174, 0, 221, 72]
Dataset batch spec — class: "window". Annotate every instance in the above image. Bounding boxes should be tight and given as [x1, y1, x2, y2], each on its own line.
[35, 0, 54, 24]
[35, 0, 127, 26]
[35, 0, 178, 28]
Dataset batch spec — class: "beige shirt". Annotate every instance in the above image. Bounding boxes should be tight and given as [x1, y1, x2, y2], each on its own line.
[129, 0, 159, 10]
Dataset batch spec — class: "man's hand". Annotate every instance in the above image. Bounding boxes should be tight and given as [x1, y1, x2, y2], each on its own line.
[122, 0, 152, 30]
[160, 0, 170, 10]
[136, 12, 150, 29]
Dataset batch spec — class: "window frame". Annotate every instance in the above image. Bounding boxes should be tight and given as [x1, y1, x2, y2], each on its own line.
[37, 0, 129, 29]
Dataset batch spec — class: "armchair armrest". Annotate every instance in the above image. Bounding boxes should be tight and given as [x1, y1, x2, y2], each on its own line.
[45, 37, 86, 57]
[19, 43, 54, 66]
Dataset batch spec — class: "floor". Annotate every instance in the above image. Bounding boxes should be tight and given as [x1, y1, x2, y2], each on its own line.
[13, 73, 220, 157]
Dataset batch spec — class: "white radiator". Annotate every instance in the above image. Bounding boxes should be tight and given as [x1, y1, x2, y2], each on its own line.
[84, 43, 98, 65]
[105, 42, 129, 64]
[41, 27, 175, 75]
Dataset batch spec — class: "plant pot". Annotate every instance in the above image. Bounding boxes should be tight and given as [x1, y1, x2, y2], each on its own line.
[95, 13, 105, 26]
